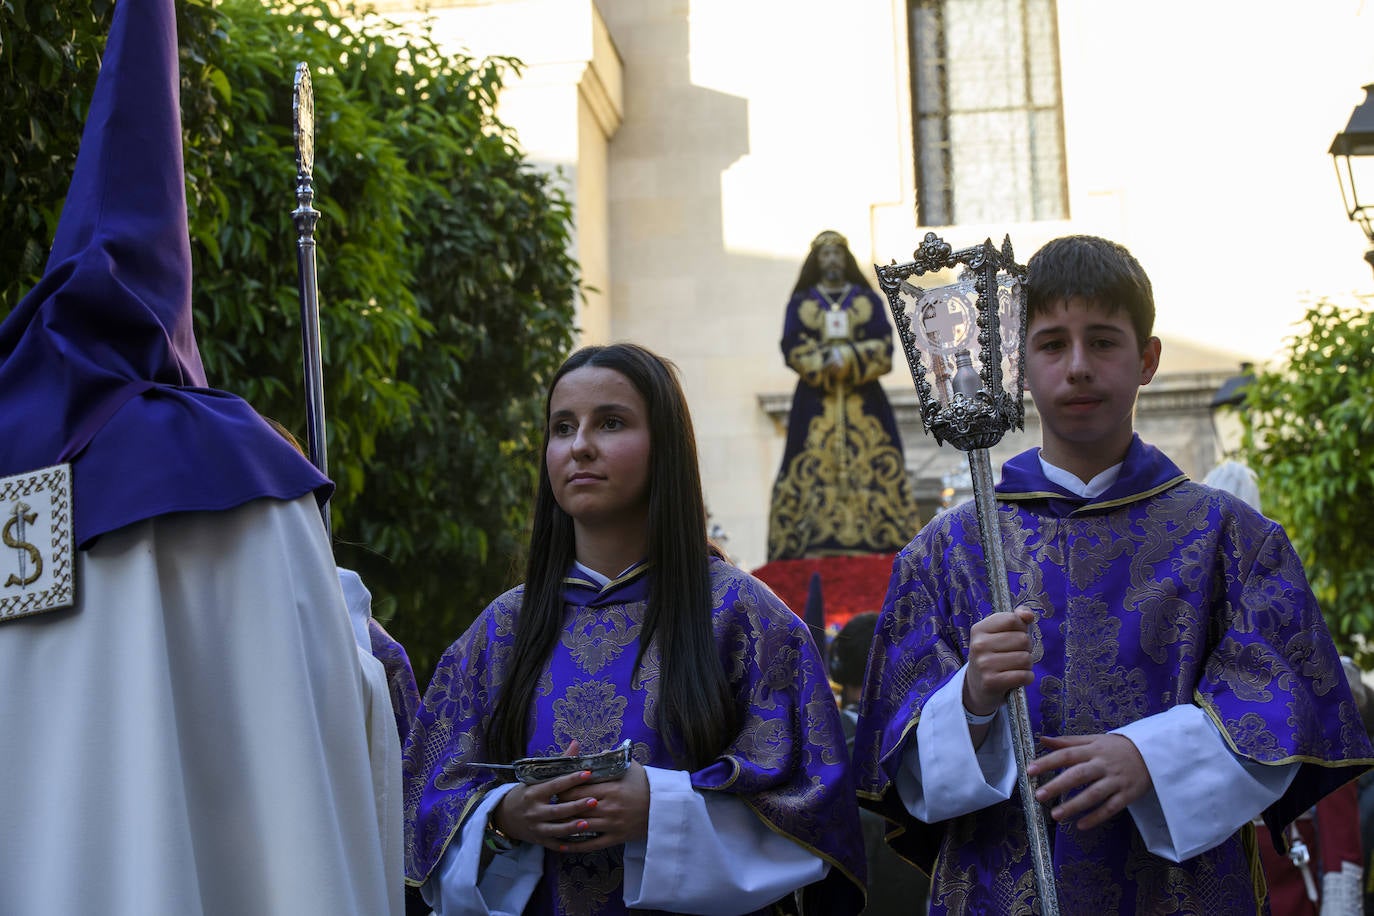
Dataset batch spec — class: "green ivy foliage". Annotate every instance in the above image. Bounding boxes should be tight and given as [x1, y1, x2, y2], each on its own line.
[1239, 300, 1374, 666]
[1, 0, 580, 684]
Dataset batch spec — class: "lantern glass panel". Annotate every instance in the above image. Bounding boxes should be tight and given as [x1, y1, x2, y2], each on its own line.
[996, 272, 1026, 406]
[892, 271, 1024, 412]
[1337, 152, 1374, 240]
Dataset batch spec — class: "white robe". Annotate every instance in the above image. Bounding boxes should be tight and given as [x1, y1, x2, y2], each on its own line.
[0, 495, 402, 915]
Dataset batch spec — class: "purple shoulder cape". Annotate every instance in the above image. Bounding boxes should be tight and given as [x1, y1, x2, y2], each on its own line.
[0, 0, 328, 547]
[403, 557, 865, 914]
[368, 618, 421, 747]
[853, 436, 1373, 914]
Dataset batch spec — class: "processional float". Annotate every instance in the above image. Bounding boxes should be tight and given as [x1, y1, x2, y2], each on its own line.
[291, 62, 330, 537]
[874, 232, 1060, 914]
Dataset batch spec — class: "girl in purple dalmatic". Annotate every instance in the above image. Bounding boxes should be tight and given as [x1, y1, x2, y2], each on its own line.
[403, 343, 865, 915]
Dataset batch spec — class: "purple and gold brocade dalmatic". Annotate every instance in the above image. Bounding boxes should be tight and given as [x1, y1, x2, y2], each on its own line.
[404, 556, 866, 914]
[368, 617, 421, 747]
[853, 437, 1374, 915]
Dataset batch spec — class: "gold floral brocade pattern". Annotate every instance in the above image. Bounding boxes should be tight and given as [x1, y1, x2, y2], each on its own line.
[855, 474, 1370, 915]
[401, 559, 863, 909]
[767, 391, 917, 559]
[768, 286, 919, 560]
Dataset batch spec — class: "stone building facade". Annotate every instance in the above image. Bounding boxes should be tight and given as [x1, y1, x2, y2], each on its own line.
[370, 0, 1374, 569]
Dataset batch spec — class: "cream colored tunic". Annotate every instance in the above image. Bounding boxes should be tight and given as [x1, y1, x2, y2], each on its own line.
[0, 495, 401, 915]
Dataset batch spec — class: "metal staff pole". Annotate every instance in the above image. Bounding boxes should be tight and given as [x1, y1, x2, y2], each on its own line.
[876, 233, 1059, 914]
[291, 62, 330, 537]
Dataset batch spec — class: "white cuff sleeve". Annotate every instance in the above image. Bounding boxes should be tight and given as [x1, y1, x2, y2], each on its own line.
[623, 766, 828, 915]
[1116, 704, 1298, 861]
[422, 783, 543, 916]
[1321, 862, 1364, 916]
[895, 666, 1018, 822]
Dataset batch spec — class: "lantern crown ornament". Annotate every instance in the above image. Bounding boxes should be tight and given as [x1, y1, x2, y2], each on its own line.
[874, 232, 1027, 450]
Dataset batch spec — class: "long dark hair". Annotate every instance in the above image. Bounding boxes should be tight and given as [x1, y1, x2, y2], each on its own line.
[486, 343, 737, 769]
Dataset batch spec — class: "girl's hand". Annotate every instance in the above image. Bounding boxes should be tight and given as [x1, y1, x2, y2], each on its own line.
[554, 762, 650, 852]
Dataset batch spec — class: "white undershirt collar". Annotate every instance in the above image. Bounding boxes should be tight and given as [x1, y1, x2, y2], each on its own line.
[572, 560, 642, 587]
[1037, 451, 1123, 499]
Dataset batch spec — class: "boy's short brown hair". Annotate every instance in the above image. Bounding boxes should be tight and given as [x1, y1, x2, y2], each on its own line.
[1026, 235, 1155, 351]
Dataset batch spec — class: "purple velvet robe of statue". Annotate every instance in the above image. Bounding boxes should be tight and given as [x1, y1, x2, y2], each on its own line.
[404, 556, 866, 915]
[853, 437, 1374, 915]
[766, 283, 919, 560]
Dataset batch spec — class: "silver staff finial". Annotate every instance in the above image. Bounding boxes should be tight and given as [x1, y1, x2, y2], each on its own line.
[292, 62, 330, 537]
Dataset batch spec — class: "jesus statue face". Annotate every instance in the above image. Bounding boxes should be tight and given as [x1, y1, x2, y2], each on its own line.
[817, 243, 846, 286]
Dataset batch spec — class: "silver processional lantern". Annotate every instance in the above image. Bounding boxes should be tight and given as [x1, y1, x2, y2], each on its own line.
[875, 232, 1060, 914]
[877, 232, 1026, 450]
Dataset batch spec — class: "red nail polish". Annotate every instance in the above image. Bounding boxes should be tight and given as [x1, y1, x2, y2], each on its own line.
[577, 820, 589, 830]
[585, 798, 598, 808]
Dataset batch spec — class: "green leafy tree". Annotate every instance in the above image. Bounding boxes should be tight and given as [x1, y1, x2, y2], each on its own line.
[1, 0, 114, 290]
[1239, 299, 1374, 666]
[1, 0, 579, 683]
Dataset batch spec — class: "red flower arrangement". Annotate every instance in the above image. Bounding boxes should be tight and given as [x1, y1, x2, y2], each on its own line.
[751, 553, 897, 638]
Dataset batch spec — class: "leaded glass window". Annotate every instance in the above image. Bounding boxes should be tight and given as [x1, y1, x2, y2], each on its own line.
[909, 0, 1068, 226]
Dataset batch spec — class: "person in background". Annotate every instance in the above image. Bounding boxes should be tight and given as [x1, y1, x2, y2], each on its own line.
[830, 612, 930, 916]
[265, 416, 421, 748]
[1204, 460, 1365, 915]
[403, 343, 865, 915]
[1351, 660, 1374, 916]
[1249, 653, 1365, 916]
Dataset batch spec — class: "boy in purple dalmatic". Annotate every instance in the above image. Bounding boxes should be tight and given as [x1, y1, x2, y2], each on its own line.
[853, 235, 1374, 915]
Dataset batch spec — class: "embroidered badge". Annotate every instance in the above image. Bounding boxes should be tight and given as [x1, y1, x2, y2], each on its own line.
[1, 463, 75, 621]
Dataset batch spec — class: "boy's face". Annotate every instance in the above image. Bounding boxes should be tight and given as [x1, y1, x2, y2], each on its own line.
[1024, 296, 1161, 479]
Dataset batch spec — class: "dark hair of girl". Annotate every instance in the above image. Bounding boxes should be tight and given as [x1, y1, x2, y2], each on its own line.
[486, 343, 737, 769]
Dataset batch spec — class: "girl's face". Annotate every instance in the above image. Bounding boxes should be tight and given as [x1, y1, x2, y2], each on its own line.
[546, 365, 652, 533]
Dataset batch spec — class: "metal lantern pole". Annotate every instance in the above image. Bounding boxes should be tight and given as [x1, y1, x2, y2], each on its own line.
[876, 232, 1059, 914]
[291, 62, 330, 537]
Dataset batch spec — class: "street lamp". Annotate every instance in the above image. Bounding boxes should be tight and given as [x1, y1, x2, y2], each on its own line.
[1329, 84, 1374, 272]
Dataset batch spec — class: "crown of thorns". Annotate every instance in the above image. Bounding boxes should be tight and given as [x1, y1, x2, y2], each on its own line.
[810, 230, 848, 250]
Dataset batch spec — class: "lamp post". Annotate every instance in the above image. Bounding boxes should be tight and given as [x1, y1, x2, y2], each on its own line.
[1329, 84, 1374, 273]
[875, 232, 1060, 914]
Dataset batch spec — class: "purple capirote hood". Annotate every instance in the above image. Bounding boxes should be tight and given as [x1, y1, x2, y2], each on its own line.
[0, 0, 330, 547]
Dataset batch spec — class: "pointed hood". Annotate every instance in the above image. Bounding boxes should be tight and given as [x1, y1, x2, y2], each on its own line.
[0, 0, 330, 546]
